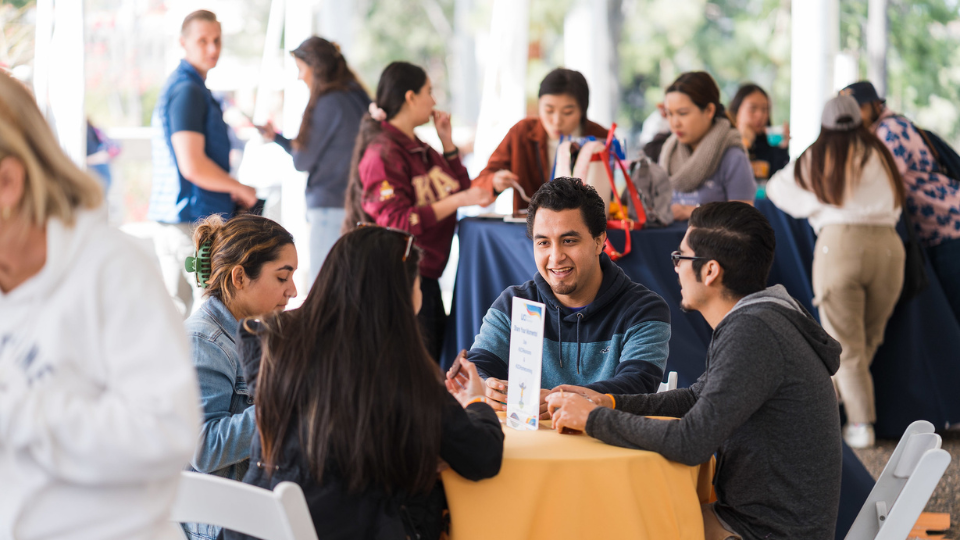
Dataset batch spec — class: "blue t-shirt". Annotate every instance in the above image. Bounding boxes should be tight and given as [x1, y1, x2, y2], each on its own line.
[672, 147, 757, 206]
[148, 60, 235, 223]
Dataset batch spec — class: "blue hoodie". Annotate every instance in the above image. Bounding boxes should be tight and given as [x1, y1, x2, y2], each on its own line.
[469, 253, 671, 394]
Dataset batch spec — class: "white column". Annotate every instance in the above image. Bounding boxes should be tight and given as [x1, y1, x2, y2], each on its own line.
[472, 0, 530, 178]
[253, 0, 286, 125]
[33, 0, 86, 166]
[867, 0, 888, 97]
[563, 0, 614, 127]
[281, 0, 314, 303]
[451, 0, 480, 126]
[789, 0, 839, 158]
[319, 0, 355, 57]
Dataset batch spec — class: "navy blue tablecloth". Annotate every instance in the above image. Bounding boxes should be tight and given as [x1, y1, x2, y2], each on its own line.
[443, 199, 960, 438]
[443, 199, 960, 538]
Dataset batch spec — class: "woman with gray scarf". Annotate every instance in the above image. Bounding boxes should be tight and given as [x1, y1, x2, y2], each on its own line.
[659, 72, 756, 221]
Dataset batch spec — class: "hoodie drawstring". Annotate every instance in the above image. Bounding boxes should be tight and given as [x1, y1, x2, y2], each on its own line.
[576, 313, 583, 375]
[556, 305, 562, 368]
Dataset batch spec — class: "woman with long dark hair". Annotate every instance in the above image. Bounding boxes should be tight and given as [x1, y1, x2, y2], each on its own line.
[728, 83, 790, 179]
[767, 95, 906, 448]
[343, 61, 493, 361]
[226, 226, 502, 539]
[660, 71, 756, 221]
[259, 36, 369, 285]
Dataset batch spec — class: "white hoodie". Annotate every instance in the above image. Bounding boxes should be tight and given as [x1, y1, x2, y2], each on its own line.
[766, 148, 901, 233]
[0, 207, 200, 540]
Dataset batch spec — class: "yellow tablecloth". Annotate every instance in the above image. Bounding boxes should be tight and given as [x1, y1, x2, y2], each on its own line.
[442, 423, 715, 540]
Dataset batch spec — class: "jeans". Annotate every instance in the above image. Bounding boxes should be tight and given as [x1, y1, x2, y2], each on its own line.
[927, 236, 960, 325]
[306, 207, 346, 291]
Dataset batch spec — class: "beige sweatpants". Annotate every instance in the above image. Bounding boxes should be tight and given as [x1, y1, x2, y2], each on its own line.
[813, 224, 904, 424]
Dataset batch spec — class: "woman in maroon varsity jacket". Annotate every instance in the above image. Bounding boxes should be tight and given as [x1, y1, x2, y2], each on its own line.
[344, 61, 493, 362]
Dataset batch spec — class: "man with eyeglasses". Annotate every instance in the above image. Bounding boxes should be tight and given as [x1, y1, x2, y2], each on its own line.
[457, 177, 672, 419]
[547, 202, 843, 540]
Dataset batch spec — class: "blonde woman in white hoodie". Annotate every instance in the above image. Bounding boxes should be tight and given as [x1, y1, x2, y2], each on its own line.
[767, 95, 906, 449]
[0, 73, 200, 538]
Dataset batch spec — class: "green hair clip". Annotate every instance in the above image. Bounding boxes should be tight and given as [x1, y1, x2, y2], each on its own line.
[184, 241, 212, 288]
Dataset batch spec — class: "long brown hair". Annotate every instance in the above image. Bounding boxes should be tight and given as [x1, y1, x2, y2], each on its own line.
[342, 62, 427, 233]
[795, 124, 906, 208]
[290, 37, 364, 150]
[252, 226, 444, 495]
[192, 214, 294, 304]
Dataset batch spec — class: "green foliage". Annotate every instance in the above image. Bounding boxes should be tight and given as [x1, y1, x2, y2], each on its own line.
[618, 0, 792, 131]
[841, 0, 960, 141]
[0, 0, 35, 69]
[350, 0, 457, 107]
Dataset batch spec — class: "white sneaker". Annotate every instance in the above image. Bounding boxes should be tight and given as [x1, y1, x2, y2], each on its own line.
[844, 423, 876, 448]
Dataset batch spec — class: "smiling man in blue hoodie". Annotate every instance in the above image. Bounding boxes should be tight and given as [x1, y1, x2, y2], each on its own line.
[464, 177, 671, 417]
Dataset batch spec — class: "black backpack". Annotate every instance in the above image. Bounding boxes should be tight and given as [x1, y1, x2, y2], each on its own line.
[918, 128, 960, 181]
[898, 115, 960, 181]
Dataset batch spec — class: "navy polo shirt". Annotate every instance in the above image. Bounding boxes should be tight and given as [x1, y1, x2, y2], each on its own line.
[148, 60, 235, 223]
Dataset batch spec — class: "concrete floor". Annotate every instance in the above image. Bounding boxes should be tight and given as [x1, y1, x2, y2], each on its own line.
[851, 429, 960, 538]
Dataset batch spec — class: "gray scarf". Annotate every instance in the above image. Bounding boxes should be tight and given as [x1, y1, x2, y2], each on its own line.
[659, 117, 745, 193]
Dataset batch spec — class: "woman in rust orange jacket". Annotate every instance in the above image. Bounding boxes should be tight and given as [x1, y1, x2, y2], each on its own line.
[473, 68, 609, 214]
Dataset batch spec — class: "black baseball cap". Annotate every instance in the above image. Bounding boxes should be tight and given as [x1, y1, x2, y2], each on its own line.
[840, 81, 885, 106]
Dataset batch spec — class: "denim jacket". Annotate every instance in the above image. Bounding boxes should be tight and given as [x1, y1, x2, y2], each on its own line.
[183, 297, 256, 540]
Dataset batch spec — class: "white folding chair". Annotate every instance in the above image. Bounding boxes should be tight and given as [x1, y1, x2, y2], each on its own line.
[657, 371, 678, 393]
[844, 420, 951, 540]
[170, 471, 319, 540]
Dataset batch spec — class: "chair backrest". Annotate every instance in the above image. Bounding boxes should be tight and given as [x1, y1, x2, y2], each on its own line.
[170, 471, 319, 540]
[844, 420, 952, 540]
[657, 371, 678, 393]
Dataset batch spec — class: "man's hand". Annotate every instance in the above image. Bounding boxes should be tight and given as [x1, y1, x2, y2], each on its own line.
[232, 184, 259, 209]
[549, 384, 613, 409]
[545, 391, 598, 433]
[491, 169, 519, 193]
[483, 377, 508, 411]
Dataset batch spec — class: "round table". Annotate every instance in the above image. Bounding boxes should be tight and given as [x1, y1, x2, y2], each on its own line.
[441, 421, 715, 540]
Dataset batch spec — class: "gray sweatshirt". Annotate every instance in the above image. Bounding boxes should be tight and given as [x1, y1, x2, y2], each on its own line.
[275, 84, 370, 208]
[586, 285, 842, 540]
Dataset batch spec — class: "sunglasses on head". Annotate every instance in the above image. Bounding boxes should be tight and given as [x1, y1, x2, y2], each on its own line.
[356, 222, 415, 261]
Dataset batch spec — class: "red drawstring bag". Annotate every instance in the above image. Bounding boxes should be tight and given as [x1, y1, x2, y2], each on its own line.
[591, 124, 646, 261]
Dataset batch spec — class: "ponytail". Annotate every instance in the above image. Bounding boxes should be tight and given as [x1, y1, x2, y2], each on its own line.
[342, 62, 428, 233]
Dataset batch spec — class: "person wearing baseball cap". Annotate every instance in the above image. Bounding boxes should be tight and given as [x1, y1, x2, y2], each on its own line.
[766, 95, 907, 448]
[840, 80, 886, 126]
[842, 81, 960, 325]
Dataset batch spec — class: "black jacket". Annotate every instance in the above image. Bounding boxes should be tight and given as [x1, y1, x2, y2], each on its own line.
[223, 324, 504, 540]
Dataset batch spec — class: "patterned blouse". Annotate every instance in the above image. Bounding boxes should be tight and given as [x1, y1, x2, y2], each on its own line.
[874, 109, 960, 246]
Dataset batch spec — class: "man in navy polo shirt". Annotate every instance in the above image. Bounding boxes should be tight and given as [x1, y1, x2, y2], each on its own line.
[149, 9, 258, 316]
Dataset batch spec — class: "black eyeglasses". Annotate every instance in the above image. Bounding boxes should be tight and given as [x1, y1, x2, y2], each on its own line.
[671, 250, 707, 268]
[356, 222, 415, 261]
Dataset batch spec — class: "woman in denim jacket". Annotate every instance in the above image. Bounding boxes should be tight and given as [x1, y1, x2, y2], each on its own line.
[182, 214, 298, 540]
